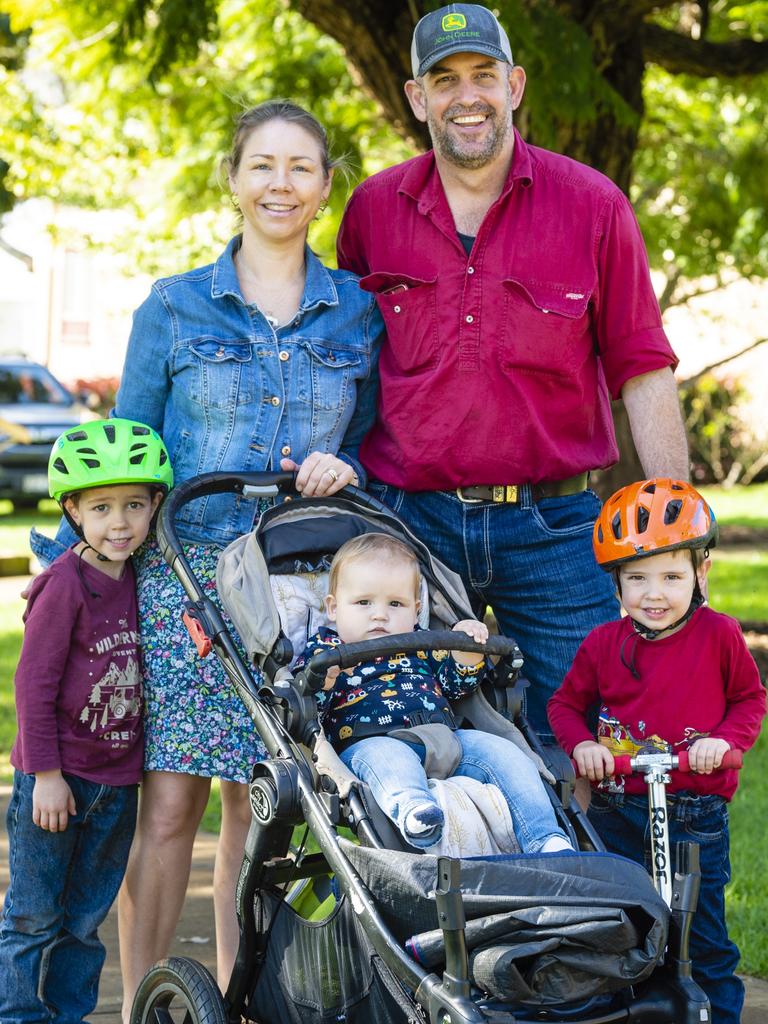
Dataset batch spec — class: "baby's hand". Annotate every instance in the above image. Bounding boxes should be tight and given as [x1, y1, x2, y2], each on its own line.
[323, 665, 342, 691]
[33, 771, 76, 832]
[452, 619, 488, 644]
[687, 737, 731, 774]
[451, 619, 488, 666]
[573, 741, 615, 783]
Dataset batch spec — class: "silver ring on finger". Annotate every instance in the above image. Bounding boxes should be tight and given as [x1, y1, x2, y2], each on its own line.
[325, 468, 339, 483]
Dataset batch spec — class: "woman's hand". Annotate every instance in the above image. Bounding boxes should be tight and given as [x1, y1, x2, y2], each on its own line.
[281, 453, 359, 496]
[33, 770, 76, 832]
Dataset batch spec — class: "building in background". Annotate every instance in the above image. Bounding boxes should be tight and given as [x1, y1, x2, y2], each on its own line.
[0, 199, 151, 388]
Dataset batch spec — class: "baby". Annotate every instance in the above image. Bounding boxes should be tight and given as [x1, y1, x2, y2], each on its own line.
[299, 533, 572, 854]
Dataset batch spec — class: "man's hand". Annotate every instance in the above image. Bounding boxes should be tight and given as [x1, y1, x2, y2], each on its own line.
[573, 740, 615, 782]
[687, 737, 731, 774]
[33, 770, 76, 832]
[451, 618, 488, 666]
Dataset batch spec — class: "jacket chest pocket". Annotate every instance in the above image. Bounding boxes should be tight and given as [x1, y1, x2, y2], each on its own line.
[361, 272, 438, 375]
[499, 279, 592, 375]
[181, 338, 257, 408]
[295, 341, 364, 411]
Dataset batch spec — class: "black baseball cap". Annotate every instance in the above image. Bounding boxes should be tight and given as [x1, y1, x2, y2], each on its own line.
[411, 3, 514, 78]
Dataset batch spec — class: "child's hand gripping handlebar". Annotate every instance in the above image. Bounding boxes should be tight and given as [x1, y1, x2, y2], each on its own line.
[571, 747, 743, 907]
[608, 748, 743, 777]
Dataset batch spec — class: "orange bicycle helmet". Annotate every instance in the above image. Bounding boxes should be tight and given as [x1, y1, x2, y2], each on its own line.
[593, 479, 717, 570]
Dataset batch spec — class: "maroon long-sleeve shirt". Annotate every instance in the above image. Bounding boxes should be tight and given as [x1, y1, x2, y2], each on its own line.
[11, 548, 144, 786]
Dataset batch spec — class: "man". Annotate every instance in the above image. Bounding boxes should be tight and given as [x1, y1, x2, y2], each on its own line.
[337, 3, 689, 741]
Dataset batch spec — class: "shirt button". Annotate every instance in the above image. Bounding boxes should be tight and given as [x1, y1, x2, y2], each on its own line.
[281, 445, 291, 456]
[393, 305, 401, 314]
[216, 347, 225, 357]
[279, 350, 290, 361]
[271, 396, 281, 406]
[467, 266, 475, 275]
[465, 314, 474, 324]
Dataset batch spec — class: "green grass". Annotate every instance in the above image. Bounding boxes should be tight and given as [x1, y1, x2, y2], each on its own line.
[0, 500, 60, 557]
[727, 724, 768, 976]
[699, 482, 768, 529]
[708, 550, 768, 622]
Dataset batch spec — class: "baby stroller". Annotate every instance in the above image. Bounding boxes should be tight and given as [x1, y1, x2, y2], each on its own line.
[130, 471, 711, 1024]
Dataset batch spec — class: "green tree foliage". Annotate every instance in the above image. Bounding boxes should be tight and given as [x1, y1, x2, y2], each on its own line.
[1, 0, 767, 292]
[0, 0, 411, 271]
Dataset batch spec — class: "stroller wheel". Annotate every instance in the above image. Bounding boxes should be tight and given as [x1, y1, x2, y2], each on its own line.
[130, 956, 227, 1024]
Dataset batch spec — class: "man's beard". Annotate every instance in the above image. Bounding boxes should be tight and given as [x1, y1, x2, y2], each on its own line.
[427, 102, 513, 169]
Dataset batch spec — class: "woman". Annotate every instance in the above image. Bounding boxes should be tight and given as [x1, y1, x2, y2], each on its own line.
[109, 101, 381, 1015]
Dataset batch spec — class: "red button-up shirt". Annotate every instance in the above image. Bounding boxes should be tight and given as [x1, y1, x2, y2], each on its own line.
[337, 132, 677, 491]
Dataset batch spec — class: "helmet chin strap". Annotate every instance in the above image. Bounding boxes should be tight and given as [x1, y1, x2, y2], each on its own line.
[83, 543, 112, 563]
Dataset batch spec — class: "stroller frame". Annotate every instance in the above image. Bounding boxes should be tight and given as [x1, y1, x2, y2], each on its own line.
[131, 471, 711, 1024]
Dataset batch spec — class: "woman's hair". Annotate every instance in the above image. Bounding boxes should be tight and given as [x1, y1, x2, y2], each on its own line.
[328, 533, 421, 597]
[223, 100, 336, 180]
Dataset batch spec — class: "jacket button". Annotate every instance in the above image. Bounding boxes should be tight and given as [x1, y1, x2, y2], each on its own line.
[281, 445, 291, 456]
[465, 314, 474, 324]
[279, 350, 290, 361]
[467, 266, 475, 275]
[271, 396, 281, 406]
[393, 305, 401, 313]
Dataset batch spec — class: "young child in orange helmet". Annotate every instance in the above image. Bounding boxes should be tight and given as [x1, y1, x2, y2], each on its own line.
[548, 479, 765, 1024]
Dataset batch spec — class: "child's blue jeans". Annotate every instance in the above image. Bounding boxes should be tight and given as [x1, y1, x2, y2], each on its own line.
[588, 789, 742, 1024]
[0, 770, 138, 1024]
[340, 729, 567, 853]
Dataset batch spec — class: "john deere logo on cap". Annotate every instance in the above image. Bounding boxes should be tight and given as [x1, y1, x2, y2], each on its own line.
[442, 13, 467, 31]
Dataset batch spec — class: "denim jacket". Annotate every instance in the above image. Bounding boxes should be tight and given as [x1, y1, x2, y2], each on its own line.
[32, 236, 382, 563]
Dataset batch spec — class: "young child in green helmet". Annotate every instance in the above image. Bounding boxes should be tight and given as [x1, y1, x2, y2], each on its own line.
[0, 419, 172, 1024]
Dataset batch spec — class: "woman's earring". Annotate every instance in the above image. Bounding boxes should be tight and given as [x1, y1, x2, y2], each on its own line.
[314, 200, 329, 221]
[231, 194, 240, 210]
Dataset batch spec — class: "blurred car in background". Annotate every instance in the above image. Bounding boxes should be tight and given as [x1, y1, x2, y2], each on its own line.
[0, 355, 91, 509]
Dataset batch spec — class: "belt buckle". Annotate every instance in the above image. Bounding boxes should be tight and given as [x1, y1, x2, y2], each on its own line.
[456, 487, 483, 504]
[493, 485, 518, 503]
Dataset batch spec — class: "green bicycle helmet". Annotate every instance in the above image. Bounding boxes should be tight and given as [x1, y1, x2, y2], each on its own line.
[48, 418, 173, 502]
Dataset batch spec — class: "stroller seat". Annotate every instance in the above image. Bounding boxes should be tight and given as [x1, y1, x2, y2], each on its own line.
[217, 517, 561, 857]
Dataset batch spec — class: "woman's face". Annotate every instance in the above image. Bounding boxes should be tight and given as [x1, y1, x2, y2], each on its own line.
[229, 119, 332, 244]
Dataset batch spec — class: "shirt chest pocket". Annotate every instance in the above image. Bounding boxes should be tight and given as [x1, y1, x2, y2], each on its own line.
[296, 341, 364, 411]
[181, 338, 257, 408]
[360, 272, 438, 375]
[499, 279, 592, 375]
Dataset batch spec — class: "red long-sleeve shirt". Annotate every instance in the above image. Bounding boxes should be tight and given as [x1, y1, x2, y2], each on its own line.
[337, 131, 677, 490]
[547, 606, 765, 799]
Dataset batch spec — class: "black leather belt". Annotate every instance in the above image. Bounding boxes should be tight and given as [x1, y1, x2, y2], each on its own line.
[455, 473, 589, 504]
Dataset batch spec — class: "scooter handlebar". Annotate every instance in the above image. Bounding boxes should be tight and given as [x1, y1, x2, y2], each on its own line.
[572, 748, 743, 777]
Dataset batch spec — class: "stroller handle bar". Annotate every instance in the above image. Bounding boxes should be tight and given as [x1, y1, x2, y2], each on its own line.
[572, 748, 743, 777]
[303, 631, 521, 693]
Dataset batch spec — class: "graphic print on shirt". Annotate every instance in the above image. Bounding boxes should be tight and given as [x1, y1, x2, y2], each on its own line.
[596, 707, 710, 793]
[80, 616, 143, 749]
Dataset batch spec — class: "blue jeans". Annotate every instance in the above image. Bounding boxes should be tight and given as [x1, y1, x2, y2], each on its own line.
[341, 730, 568, 853]
[588, 789, 742, 1024]
[0, 771, 138, 1024]
[367, 484, 619, 743]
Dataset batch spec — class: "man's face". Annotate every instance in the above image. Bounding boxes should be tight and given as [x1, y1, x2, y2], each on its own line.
[405, 53, 525, 170]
